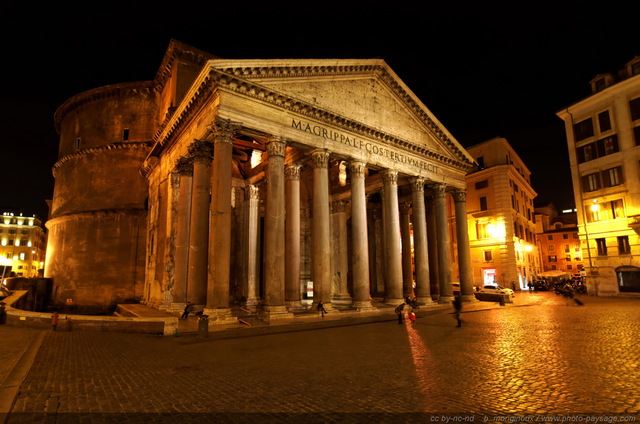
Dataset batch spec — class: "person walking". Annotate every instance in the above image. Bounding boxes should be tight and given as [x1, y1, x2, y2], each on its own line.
[395, 303, 405, 324]
[317, 301, 328, 317]
[51, 311, 59, 331]
[409, 311, 416, 326]
[181, 302, 194, 320]
[452, 296, 462, 327]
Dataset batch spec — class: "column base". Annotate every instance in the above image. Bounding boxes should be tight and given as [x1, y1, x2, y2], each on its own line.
[170, 302, 188, 313]
[202, 307, 237, 325]
[438, 296, 455, 304]
[460, 294, 479, 302]
[416, 297, 435, 306]
[331, 293, 353, 308]
[243, 297, 261, 312]
[352, 300, 376, 311]
[286, 300, 306, 313]
[385, 298, 405, 306]
[263, 305, 294, 320]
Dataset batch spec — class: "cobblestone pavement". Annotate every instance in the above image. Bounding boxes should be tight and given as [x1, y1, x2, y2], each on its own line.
[4, 292, 640, 423]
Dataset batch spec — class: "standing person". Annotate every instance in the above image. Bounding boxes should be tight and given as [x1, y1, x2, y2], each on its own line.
[181, 302, 193, 320]
[452, 296, 462, 327]
[317, 301, 328, 317]
[394, 303, 405, 324]
[51, 311, 59, 331]
[409, 311, 416, 326]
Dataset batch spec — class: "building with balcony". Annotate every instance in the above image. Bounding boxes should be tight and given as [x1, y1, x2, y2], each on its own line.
[0, 211, 46, 278]
[459, 137, 540, 291]
[535, 204, 585, 276]
[557, 56, 640, 295]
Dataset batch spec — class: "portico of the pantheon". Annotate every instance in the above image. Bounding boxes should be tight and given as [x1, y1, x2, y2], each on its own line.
[46, 40, 476, 320]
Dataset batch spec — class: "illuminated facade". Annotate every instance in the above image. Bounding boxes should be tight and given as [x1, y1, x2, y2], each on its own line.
[535, 205, 584, 275]
[46, 40, 478, 316]
[460, 137, 540, 290]
[557, 56, 640, 295]
[0, 212, 46, 278]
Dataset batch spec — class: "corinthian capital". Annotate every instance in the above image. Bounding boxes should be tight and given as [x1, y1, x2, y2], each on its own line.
[452, 189, 467, 203]
[285, 164, 303, 180]
[381, 170, 398, 185]
[409, 177, 425, 193]
[210, 117, 242, 145]
[175, 156, 194, 175]
[349, 161, 367, 178]
[267, 137, 287, 158]
[188, 139, 213, 161]
[309, 149, 330, 168]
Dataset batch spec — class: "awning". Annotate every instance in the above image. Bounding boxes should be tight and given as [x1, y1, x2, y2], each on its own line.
[537, 270, 571, 278]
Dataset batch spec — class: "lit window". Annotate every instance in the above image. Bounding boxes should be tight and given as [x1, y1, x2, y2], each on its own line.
[618, 236, 631, 255]
[19, 253, 25, 260]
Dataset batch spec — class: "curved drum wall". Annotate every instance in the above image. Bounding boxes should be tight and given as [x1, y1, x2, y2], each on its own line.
[46, 84, 155, 313]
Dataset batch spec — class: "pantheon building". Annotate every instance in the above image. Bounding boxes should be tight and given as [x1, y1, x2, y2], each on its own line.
[45, 40, 476, 320]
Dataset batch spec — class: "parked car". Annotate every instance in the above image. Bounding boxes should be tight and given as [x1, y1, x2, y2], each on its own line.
[477, 285, 514, 296]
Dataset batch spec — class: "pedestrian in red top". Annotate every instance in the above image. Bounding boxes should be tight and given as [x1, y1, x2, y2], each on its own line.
[51, 311, 59, 331]
[409, 311, 416, 325]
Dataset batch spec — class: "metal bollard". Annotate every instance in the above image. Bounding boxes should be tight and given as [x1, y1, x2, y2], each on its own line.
[197, 315, 209, 338]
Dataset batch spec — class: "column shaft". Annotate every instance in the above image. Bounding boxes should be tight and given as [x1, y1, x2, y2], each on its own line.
[382, 170, 403, 304]
[350, 161, 373, 309]
[263, 138, 287, 312]
[400, 201, 413, 298]
[434, 183, 454, 303]
[172, 157, 193, 306]
[426, 195, 439, 299]
[310, 150, 332, 310]
[285, 164, 303, 310]
[453, 189, 475, 301]
[207, 118, 239, 313]
[244, 184, 261, 310]
[410, 177, 433, 305]
[187, 142, 212, 307]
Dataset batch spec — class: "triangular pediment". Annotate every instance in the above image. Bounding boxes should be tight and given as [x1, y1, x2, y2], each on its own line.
[208, 59, 473, 165]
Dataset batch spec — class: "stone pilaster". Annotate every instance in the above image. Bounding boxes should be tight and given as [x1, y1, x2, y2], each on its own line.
[410, 177, 433, 305]
[310, 149, 333, 312]
[285, 164, 304, 311]
[381, 170, 403, 305]
[205, 117, 241, 323]
[171, 156, 193, 310]
[453, 189, 476, 302]
[186, 140, 213, 308]
[433, 183, 454, 304]
[349, 161, 374, 310]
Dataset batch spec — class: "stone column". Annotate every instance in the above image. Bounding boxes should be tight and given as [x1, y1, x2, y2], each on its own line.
[263, 138, 292, 318]
[331, 200, 352, 307]
[310, 149, 333, 311]
[426, 193, 439, 300]
[244, 184, 261, 310]
[285, 164, 303, 311]
[400, 201, 413, 298]
[434, 183, 454, 303]
[171, 156, 193, 310]
[350, 161, 373, 310]
[381, 170, 404, 304]
[186, 140, 213, 308]
[410, 177, 433, 305]
[453, 189, 475, 302]
[206, 118, 240, 321]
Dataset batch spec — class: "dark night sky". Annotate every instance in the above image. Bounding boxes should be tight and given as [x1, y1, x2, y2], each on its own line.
[1, 4, 639, 223]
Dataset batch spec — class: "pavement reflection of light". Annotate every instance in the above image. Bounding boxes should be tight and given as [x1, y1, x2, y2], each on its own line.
[404, 321, 443, 412]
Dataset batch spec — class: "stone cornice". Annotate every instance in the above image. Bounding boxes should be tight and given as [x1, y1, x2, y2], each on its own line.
[54, 82, 155, 133]
[52, 142, 152, 178]
[150, 62, 474, 172]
